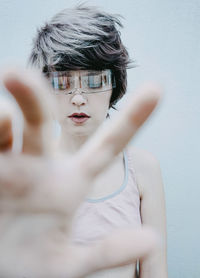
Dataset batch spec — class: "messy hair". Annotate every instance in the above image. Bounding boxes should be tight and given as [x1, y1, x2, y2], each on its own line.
[28, 5, 132, 107]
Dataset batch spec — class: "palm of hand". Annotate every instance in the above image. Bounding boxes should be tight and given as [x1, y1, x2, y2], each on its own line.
[0, 69, 160, 277]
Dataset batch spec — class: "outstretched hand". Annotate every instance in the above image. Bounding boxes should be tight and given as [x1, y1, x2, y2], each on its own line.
[0, 69, 161, 278]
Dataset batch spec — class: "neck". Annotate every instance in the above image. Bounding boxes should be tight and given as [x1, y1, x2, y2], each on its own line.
[59, 126, 91, 154]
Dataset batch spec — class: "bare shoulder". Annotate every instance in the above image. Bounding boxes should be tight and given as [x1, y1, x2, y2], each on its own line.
[128, 146, 160, 170]
[127, 146, 163, 198]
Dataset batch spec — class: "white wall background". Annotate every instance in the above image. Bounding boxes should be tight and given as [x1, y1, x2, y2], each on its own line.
[0, 0, 200, 277]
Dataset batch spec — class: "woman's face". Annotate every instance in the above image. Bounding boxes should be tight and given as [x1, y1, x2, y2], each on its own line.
[51, 70, 112, 137]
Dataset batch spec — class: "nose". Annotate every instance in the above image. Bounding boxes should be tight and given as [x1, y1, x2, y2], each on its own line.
[71, 91, 87, 106]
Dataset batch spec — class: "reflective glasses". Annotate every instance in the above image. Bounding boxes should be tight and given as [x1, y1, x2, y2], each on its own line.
[46, 69, 116, 95]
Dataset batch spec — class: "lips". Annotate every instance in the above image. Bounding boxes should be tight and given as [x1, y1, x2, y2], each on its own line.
[68, 113, 90, 124]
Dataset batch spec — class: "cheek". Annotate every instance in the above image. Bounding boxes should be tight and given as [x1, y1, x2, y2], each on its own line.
[55, 96, 69, 118]
[90, 92, 111, 122]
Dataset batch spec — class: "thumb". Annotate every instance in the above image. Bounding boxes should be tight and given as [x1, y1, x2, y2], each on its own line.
[79, 226, 160, 276]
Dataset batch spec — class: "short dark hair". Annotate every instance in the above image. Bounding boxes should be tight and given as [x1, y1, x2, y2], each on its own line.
[28, 5, 132, 107]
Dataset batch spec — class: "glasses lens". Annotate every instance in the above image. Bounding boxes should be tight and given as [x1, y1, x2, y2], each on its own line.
[47, 70, 115, 94]
[50, 72, 74, 92]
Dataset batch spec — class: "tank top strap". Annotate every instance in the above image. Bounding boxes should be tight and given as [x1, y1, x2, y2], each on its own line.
[86, 150, 129, 203]
[124, 147, 140, 196]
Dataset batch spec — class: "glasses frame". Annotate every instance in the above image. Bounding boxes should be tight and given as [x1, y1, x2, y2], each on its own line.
[45, 69, 116, 95]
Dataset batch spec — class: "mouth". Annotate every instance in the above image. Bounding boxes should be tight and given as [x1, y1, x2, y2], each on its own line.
[68, 113, 91, 124]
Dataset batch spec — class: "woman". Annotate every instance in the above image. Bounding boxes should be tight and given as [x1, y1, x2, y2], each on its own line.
[28, 5, 167, 278]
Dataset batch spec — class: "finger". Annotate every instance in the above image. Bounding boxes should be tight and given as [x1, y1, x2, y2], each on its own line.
[0, 99, 14, 151]
[77, 84, 161, 178]
[53, 85, 161, 218]
[87, 227, 159, 274]
[2, 68, 55, 155]
[48, 227, 159, 278]
[0, 222, 158, 278]
[0, 117, 13, 151]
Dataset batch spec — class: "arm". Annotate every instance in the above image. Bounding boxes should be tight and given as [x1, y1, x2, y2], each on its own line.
[131, 148, 168, 278]
[0, 69, 161, 277]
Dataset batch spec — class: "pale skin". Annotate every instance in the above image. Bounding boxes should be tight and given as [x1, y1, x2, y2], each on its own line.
[54, 70, 168, 277]
[132, 148, 168, 278]
[0, 68, 165, 277]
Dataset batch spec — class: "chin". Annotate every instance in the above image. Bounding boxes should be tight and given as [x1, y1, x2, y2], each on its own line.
[62, 124, 93, 137]
[61, 117, 103, 137]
